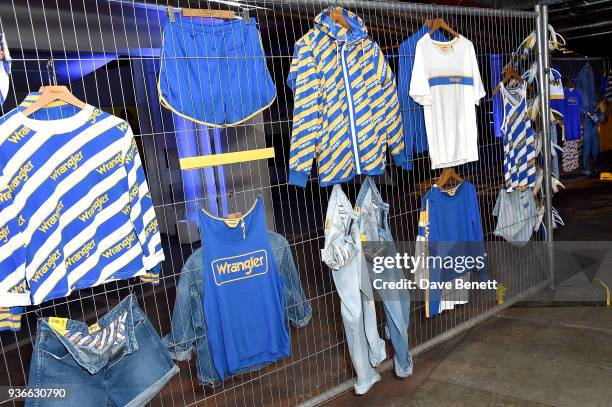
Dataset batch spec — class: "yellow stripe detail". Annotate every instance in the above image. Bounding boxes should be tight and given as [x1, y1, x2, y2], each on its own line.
[340, 161, 355, 179]
[294, 118, 321, 136]
[179, 148, 275, 169]
[364, 152, 384, 171]
[319, 139, 353, 173]
[296, 161, 313, 172]
[0, 321, 20, 329]
[326, 153, 352, 180]
[598, 280, 611, 306]
[290, 145, 315, 165]
[319, 139, 350, 174]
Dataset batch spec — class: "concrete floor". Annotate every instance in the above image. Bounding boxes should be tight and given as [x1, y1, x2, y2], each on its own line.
[327, 306, 612, 407]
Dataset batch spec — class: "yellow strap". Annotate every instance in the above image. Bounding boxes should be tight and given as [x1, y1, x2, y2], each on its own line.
[179, 147, 275, 169]
[598, 280, 611, 306]
[600, 172, 612, 181]
[48, 317, 68, 335]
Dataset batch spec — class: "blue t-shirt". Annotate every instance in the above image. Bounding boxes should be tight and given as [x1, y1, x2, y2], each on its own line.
[199, 197, 290, 380]
[420, 182, 487, 315]
[564, 87, 582, 141]
[397, 26, 446, 169]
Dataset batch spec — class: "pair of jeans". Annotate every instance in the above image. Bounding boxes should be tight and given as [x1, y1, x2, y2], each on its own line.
[322, 184, 386, 394]
[163, 231, 311, 386]
[583, 117, 601, 173]
[356, 177, 413, 379]
[27, 295, 179, 407]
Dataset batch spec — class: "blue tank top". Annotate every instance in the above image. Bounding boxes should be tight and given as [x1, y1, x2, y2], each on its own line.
[198, 197, 290, 380]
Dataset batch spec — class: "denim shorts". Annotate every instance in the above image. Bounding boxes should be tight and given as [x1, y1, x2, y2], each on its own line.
[158, 17, 276, 127]
[26, 295, 179, 407]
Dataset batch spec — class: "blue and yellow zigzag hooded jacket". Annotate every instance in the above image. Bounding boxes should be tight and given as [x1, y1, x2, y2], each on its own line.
[287, 9, 406, 187]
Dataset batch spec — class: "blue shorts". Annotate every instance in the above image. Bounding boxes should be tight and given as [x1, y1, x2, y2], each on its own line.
[26, 296, 179, 407]
[158, 17, 276, 127]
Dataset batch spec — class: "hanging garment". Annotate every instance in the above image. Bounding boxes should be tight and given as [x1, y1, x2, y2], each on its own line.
[493, 188, 537, 246]
[158, 17, 276, 127]
[549, 67, 565, 119]
[397, 25, 447, 168]
[321, 184, 385, 394]
[26, 296, 179, 407]
[355, 177, 412, 379]
[583, 111, 601, 174]
[490, 54, 504, 138]
[415, 201, 470, 316]
[163, 231, 311, 387]
[410, 34, 486, 169]
[577, 63, 596, 111]
[563, 87, 582, 141]
[198, 197, 290, 380]
[287, 8, 405, 187]
[500, 82, 536, 190]
[414, 182, 486, 318]
[0, 96, 164, 330]
[562, 139, 581, 173]
[0, 33, 11, 106]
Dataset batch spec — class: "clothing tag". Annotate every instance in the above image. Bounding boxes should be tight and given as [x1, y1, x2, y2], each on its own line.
[361, 233, 367, 242]
[355, 206, 361, 215]
[88, 323, 101, 335]
[447, 189, 458, 197]
[48, 317, 67, 335]
[324, 218, 331, 230]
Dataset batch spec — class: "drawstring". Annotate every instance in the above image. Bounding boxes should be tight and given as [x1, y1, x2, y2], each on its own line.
[336, 42, 340, 69]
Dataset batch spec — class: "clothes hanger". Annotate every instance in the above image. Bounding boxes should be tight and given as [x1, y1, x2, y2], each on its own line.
[427, 18, 460, 38]
[22, 59, 86, 117]
[167, 5, 250, 23]
[436, 167, 463, 189]
[492, 66, 525, 96]
[329, 6, 351, 31]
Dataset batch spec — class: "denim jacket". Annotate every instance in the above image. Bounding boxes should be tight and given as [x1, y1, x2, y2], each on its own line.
[163, 231, 312, 386]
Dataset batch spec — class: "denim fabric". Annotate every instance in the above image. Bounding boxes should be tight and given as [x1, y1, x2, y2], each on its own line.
[321, 185, 386, 395]
[583, 118, 600, 173]
[356, 177, 413, 378]
[162, 231, 311, 386]
[27, 295, 179, 407]
[577, 64, 596, 111]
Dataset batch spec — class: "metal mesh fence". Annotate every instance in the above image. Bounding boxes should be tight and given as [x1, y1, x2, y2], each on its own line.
[0, 1, 550, 406]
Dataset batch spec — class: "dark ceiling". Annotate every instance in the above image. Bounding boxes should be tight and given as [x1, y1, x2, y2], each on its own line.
[471, 0, 612, 57]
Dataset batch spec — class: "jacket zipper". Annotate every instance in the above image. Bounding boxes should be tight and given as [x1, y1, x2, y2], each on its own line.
[340, 41, 361, 174]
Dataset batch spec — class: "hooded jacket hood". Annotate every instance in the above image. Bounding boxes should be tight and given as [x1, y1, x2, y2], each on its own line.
[314, 8, 368, 43]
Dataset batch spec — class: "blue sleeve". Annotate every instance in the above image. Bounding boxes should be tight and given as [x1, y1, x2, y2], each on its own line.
[374, 45, 406, 167]
[468, 184, 488, 281]
[0, 178, 30, 310]
[397, 41, 413, 170]
[287, 39, 322, 188]
[120, 125, 165, 283]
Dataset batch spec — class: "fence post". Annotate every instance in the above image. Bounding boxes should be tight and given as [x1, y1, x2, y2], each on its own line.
[535, 4, 556, 290]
